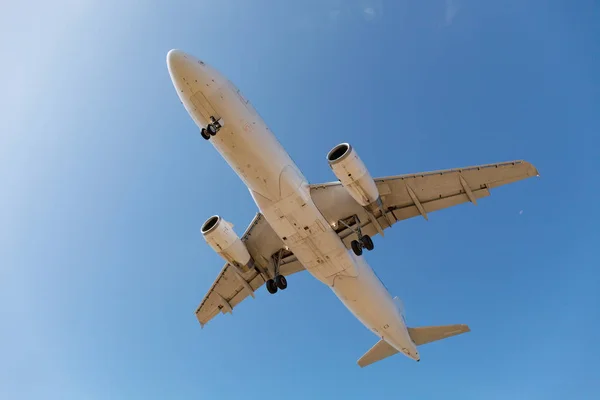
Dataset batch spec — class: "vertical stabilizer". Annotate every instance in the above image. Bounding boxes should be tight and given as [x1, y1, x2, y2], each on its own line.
[393, 296, 406, 321]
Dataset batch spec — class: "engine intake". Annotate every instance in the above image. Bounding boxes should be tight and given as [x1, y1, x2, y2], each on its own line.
[201, 215, 254, 272]
[326, 143, 380, 207]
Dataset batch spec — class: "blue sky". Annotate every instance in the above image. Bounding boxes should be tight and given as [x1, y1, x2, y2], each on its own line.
[1, 0, 599, 398]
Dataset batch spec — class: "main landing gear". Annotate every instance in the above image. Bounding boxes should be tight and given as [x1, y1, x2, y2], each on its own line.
[266, 275, 287, 294]
[266, 249, 288, 294]
[200, 116, 223, 140]
[339, 215, 375, 257]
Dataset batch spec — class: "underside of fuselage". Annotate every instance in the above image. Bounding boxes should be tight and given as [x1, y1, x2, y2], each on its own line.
[166, 49, 530, 367]
[166, 49, 421, 361]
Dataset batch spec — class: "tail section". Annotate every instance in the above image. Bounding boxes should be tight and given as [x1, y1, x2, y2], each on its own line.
[357, 324, 470, 368]
[407, 324, 470, 346]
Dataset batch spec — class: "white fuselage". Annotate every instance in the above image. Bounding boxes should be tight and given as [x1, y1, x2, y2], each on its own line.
[167, 50, 419, 361]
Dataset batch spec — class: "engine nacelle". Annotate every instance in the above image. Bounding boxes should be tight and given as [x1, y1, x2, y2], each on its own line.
[201, 215, 254, 272]
[326, 143, 380, 207]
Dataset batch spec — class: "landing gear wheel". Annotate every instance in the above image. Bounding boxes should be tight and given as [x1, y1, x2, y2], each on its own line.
[351, 240, 363, 256]
[207, 124, 218, 136]
[266, 279, 278, 294]
[361, 235, 374, 251]
[200, 128, 210, 140]
[275, 275, 287, 290]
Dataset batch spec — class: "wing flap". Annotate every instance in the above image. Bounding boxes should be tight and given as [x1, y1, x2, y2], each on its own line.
[374, 160, 537, 215]
[339, 188, 491, 247]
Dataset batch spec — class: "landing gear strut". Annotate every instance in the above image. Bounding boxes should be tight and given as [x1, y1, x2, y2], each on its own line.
[339, 215, 375, 256]
[266, 249, 288, 294]
[200, 116, 223, 140]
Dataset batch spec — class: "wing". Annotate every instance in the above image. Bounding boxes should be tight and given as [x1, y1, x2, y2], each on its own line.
[195, 213, 304, 328]
[310, 160, 539, 247]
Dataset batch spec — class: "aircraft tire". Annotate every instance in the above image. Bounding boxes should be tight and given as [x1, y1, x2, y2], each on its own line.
[275, 275, 287, 290]
[351, 240, 363, 256]
[361, 235, 374, 251]
[266, 279, 278, 294]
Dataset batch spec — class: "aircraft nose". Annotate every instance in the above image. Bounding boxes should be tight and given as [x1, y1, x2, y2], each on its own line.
[166, 49, 202, 100]
[167, 49, 209, 73]
[167, 49, 192, 75]
[166, 49, 216, 95]
[166, 48, 224, 127]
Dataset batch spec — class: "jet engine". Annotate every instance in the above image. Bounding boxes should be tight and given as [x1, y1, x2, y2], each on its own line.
[326, 143, 380, 207]
[201, 215, 254, 272]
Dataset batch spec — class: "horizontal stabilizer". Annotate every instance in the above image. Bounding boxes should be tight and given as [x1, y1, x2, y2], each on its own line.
[357, 339, 398, 368]
[407, 324, 470, 346]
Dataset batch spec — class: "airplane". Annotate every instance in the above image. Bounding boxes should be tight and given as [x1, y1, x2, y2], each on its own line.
[166, 49, 539, 367]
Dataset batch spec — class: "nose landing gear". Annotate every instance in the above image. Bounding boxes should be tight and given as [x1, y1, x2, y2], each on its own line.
[200, 116, 223, 140]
